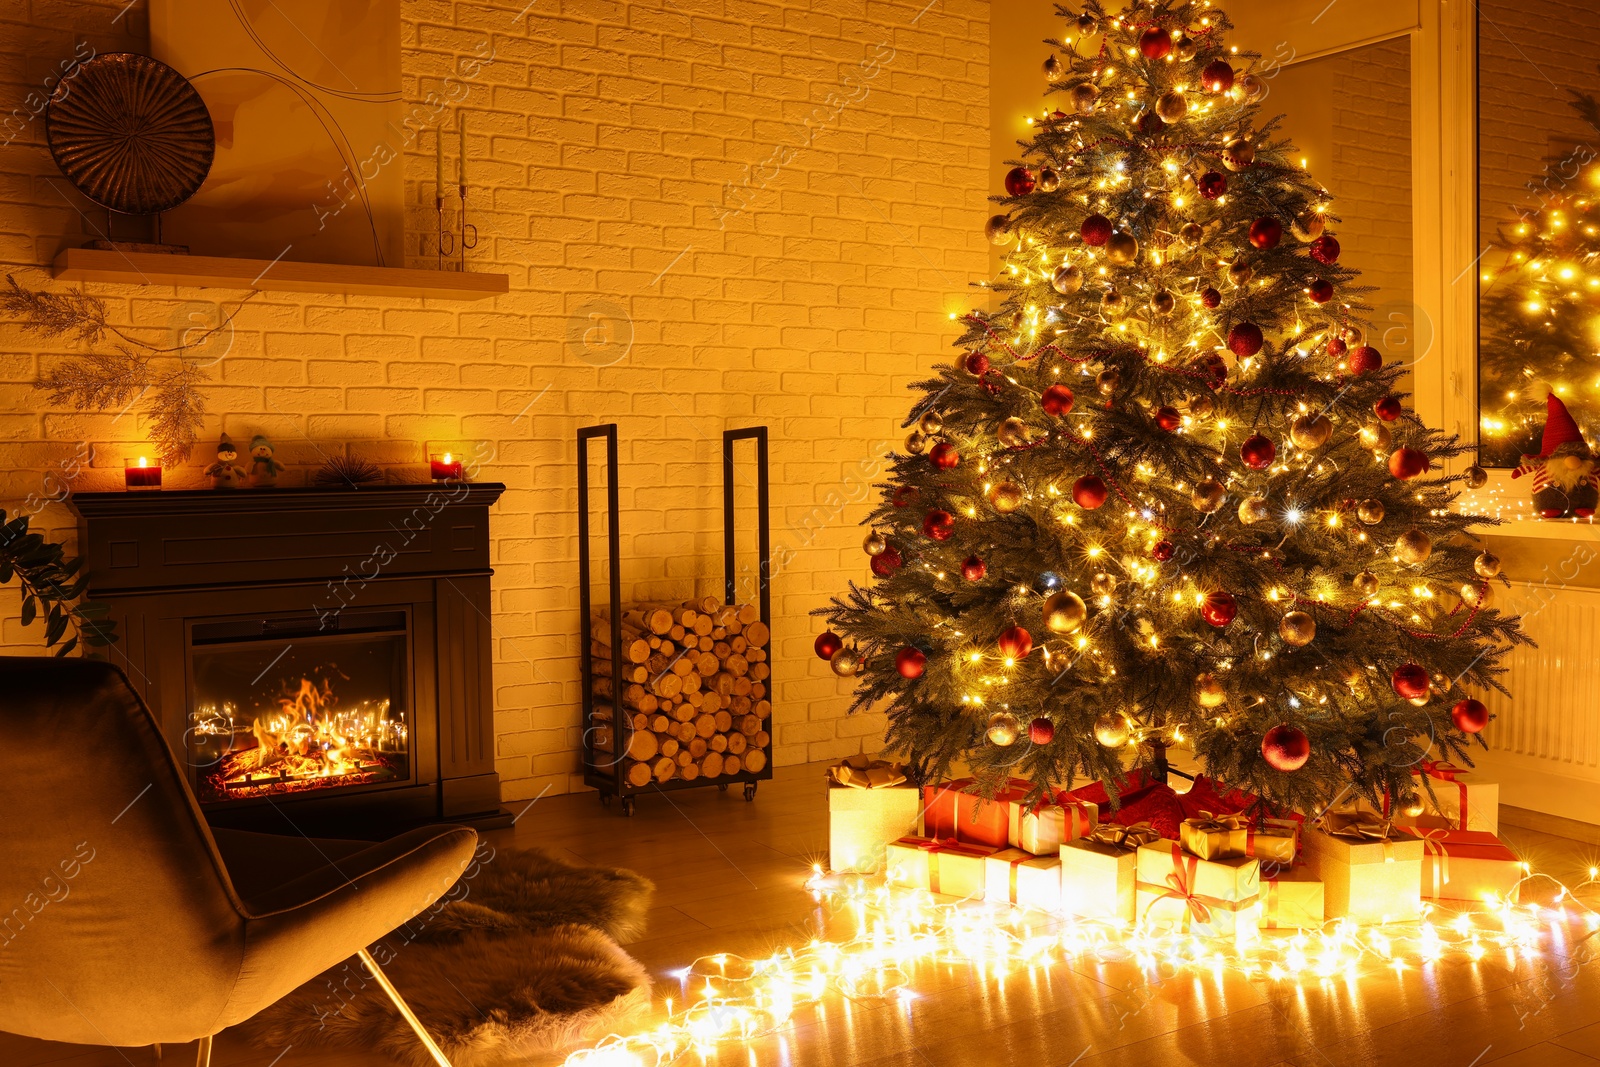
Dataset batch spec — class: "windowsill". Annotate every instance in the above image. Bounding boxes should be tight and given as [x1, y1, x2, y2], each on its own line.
[1455, 469, 1600, 540]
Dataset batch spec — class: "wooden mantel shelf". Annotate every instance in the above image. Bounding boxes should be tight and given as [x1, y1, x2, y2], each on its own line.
[51, 246, 509, 301]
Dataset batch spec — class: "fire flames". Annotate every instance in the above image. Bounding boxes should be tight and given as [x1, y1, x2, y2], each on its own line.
[199, 676, 407, 801]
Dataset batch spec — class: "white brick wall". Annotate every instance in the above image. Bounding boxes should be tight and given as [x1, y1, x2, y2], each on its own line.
[0, 0, 991, 800]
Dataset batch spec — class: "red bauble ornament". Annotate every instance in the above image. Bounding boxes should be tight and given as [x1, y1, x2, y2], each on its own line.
[1451, 697, 1490, 734]
[1195, 351, 1227, 385]
[997, 625, 1033, 660]
[1391, 663, 1431, 700]
[1240, 433, 1276, 470]
[1327, 337, 1347, 357]
[1137, 110, 1165, 136]
[1307, 278, 1334, 303]
[895, 647, 927, 679]
[1201, 590, 1238, 627]
[1248, 217, 1283, 250]
[870, 545, 902, 577]
[1375, 395, 1404, 421]
[965, 352, 990, 375]
[922, 509, 954, 540]
[1028, 716, 1055, 745]
[1349, 345, 1382, 374]
[1201, 59, 1235, 93]
[1309, 234, 1341, 264]
[1261, 724, 1310, 772]
[1154, 405, 1182, 432]
[815, 631, 843, 660]
[1041, 383, 1075, 416]
[891, 485, 920, 508]
[1200, 286, 1222, 309]
[1151, 540, 1175, 561]
[1389, 447, 1429, 480]
[1004, 166, 1036, 196]
[1228, 321, 1264, 358]
[929, 441, 960, 469]
[1198, 171, 1227, 199]
[1139, 28, 1172, 59]
[1072, 475, 1108, 509]
[961, 554, 987, 581]
[1080, 213, 1113, 246]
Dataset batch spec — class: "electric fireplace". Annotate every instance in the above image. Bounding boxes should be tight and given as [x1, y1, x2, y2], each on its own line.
[70, 483, 511, 834]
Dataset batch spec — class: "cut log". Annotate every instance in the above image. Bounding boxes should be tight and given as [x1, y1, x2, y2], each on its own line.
[750, 682, 767, 700]
[658, 736, 680, 759]
[737, 604, 759, 625]
[652, 756, 676, 782]
[670, 703, 696, 723]
[669, 623, 686, 642]
[732, 676, 753, 697]
[650, 713, 670, 733]
[624, 608, 673, 634]
[713, 709, 733, 733]
[701, 751, 724, 777]
[695, 651, 720, 675]
[709, 733, 728, 753]
[651, 673, 683, 699]
[750, 662, 770, 682]
[675, 748, 693, 768]
[731, 635, 748, 654]
[743, 749, 767, 773]
[625, 761, 652, 788]
[725, 654, 749, 677]
[626, 731, 659, 762]
[632, 713, 650, 732]
[738, 714, 761, 736]
[726, 731, 748, 755]
[754, 730, 770, 748]
[744, 620, 769, 648]
[680, 760, 701, 782]
[694, 713, 717, 739]
[730, 694, 752, 715]
[723, 754, 743, 776]
[688, 737, 708, 758]
[754, 700, 771, 720]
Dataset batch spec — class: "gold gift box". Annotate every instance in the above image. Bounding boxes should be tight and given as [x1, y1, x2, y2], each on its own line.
[1301, 825, 1423, 925]
[1007, 800, 1097, 855]
[1135, 840, 1261, 938]
[828, 781, 922, 875]
[885, 836, 997, 899]
[1060, 837, 1138, 923]
[1396, 763, 1500, 835]
[985, 848, 1063, 912]
[1260, 863, 1325, 930]
[1179, 814, 1298, 864]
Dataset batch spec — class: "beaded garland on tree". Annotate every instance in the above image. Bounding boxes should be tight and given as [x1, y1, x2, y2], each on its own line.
[814, 0, 1530, 815]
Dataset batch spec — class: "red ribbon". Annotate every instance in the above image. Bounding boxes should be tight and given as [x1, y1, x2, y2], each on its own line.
[1154, 842, 1212, 930]
[1415, 761, 1472, 830]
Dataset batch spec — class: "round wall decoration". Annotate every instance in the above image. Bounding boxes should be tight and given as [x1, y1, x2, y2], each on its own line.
[45, 52, 215, 216]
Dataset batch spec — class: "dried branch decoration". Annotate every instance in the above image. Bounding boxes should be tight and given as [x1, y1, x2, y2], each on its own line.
[313, 453, 384, 487]
[4, 273, 255, 465]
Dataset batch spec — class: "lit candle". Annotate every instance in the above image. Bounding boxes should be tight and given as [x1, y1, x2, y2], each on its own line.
[124, 456, 162, 490]
[457, 110, 467, 189]
[429, 452, 463, 482]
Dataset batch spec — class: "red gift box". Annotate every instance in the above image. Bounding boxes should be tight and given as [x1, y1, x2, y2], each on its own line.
[1400, 826, 1523, 904]
[923, 778, 1029, 849]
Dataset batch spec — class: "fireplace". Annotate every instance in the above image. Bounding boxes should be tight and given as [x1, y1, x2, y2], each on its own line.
[70, 483, 510, 834]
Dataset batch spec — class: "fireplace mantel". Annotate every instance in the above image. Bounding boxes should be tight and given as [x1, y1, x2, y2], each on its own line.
[70, 482, 511, 835]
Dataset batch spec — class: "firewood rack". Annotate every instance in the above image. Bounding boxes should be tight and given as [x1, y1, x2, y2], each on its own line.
[578, 424, 773, 815]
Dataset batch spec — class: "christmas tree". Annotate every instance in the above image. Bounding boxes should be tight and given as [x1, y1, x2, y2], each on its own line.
[814, 0, 1530, 815]
[1479, 94, 1600, 467]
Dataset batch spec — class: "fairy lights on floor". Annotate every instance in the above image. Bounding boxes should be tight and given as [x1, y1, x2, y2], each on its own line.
[561, 868, 1600, 1066]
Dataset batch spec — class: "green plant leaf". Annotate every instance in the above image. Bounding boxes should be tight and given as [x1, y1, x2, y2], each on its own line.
[20, 595, 36, 625]
[54, 636, 77, 657]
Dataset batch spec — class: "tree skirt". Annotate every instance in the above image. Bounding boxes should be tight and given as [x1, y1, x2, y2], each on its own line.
[240, 846, 655, 1066]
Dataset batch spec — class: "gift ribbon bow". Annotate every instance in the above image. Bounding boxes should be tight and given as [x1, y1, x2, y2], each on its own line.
[1415, 761, 1472, 830]
[1404, 826, 1453, 885]
[1186, 812, 1298, 860]
[1317, 807, 1400, 859]
[1087, 821, 1162, 853]
[830, 757, 907, 789]
[1152, 842, 1212, 930]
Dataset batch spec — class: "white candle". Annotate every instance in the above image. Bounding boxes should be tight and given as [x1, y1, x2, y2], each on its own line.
[435, 126, 444, 194]
[457, 110, 467, 189]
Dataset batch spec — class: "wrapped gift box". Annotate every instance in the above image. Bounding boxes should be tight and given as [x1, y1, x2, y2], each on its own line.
[885, 836, 997, 899]
[1060, 827, 1152, 923]
[924, 778, 1029, 849]
[1301, 818, 1424, 924]
[828, 781, 922, 875]
[1260, 862, 1325, 930]
[1399, 762, 1499, 835]
[1008, 799, 1097, 855]
[1402, 827, 1523, 905]
[1179, 814, 1298, 864]
[985, 848, 1063, 912]
[1135, 840, 1261, 938]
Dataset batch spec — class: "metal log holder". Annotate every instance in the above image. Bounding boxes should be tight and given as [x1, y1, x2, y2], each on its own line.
[578, 424, 774, 815]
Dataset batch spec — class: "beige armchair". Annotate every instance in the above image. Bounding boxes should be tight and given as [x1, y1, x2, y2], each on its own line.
[0, 657, 476, 1067]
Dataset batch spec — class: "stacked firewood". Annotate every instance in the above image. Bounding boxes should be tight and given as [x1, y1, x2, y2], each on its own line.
[590, 597, 771, 788]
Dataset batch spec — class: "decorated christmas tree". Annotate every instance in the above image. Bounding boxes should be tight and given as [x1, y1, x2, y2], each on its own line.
[1479, 94, 1600, 467]
[815, 0, 1530, 815]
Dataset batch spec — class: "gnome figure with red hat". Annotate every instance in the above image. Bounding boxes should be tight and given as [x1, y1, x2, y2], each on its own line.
[1513, 393, 1600, 518]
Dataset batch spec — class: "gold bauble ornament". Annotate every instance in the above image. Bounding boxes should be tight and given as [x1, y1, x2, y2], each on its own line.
[919, 411, 943, 435]
[1291, 211, 1325, 241]
[1188, 394, 1215, 418]
[1101, 290, 1127, 316]
[1398, 796, 1427, 819]
[1356, 499, 1386, 525]
[1195, 672, 1227, 708]
[1238, 73, 1265, 101]
[1090, 572, 1117, 597]
[1150, 289, 1177, 316]
[1191, 478, 1227, 513]
[1036, 166, 1061, 193]
[1353, 570, 1381, 597]
[1227, 259, 1254, 286]
[1461, 582, 1493, 608]
[1396, 528, 1433, 565]
[1222, 138, 1255, 171]
[829, 646, 862, 677]
[987, 711, 1021, 746]
[1042, 54, 1067, 84]
[863, 530, 888, 556]
[988, 480, 1024, 513]
[1071, 82, 1100, 114]
[904, 430, 928, 455]
[1289, 413, 1333, 450]
[1179, 222, 1204, 247]
[1093, 712, 1130, 748]
[1096, 368, 1121, 394]
[1175, 35, 1197, 61]
[1238, 495, 1269, 524]
[1106, 231, 1139, 265]
[1464, 464, 1489, 489]
[1474, 551, 1501, 578]
[997, 417, 1031, 448]
[1155, 90, 1188, 122]
[1359, 422, 1392, 451]
[985, 214, 1014, 246]
[1043, 590, 1088, 633]
[1279, 611, 1316, 647]
[1052, 264, 1083, 294]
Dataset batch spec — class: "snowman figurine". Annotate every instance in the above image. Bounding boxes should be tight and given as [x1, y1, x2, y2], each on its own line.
[1512, 393, 1599, 518]
[247, 434, 284, 487]
[204, 435, 247, 489]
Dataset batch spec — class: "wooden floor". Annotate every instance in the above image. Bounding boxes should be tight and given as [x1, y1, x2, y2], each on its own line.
[7, 760, 1600, 1067]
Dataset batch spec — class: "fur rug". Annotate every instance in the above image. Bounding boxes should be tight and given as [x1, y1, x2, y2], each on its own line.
[242, 845, 655, 1066]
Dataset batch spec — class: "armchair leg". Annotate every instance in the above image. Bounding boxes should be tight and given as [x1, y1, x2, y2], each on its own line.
[195, 1035, 211, 1067]
[357, 947, 454, 1067]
